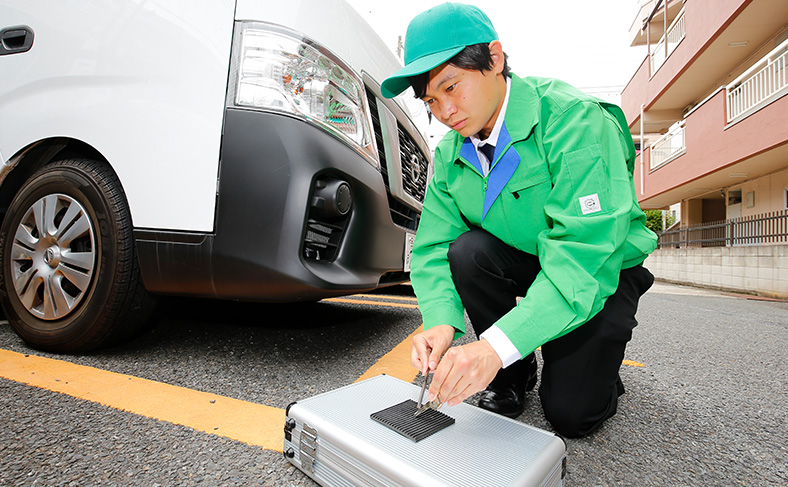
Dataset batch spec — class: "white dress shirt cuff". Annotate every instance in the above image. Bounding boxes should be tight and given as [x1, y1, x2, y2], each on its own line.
[480, 325, 522, 369]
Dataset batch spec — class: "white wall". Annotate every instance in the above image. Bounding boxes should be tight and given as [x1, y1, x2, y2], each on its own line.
[644, 245, 788, 298]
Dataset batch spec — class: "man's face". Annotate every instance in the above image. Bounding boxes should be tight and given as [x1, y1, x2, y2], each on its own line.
[421, 57, 506, 140]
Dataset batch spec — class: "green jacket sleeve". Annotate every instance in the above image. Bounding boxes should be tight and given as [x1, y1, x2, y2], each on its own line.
[410, 142, 469, 340]
[494, 100, 637, 356]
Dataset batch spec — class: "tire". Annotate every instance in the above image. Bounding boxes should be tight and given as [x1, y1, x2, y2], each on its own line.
[0, 159, 154, 353]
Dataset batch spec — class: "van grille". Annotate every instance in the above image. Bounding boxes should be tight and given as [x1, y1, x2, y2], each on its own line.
[398, 124, 429, 202]
[366, 88, 425, 232]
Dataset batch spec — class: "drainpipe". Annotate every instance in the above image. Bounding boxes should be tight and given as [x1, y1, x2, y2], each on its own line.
[664, 0, 669, 62]
[644, 0, 665, 25]
[646, 17, 651, 76]
[640, 104, 645, 196]
[643, 0, 664, 77]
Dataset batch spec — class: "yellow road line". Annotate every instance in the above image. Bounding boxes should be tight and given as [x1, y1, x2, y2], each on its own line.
[326, 297, 644, 370]
[323, 294, 422, 381]
[323, 297, 419, 309]
[356, 325, 423, 384]
[0, 349, 285, 452]
[352, 294, 418, 302]
[0, 305, 644, 456]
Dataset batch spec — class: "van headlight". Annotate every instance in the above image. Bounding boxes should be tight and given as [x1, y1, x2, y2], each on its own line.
[231, 22, 378, 167]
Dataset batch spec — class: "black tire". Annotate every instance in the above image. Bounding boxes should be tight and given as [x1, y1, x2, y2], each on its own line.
[0, 159, 154, 353]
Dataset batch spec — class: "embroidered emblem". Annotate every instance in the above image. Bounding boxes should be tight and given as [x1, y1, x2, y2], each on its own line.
[579, 194, 601, 215]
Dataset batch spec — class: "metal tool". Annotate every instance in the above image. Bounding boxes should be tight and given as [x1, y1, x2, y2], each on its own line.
[415, 398, 442, 416]
[414, 372, 441, 416]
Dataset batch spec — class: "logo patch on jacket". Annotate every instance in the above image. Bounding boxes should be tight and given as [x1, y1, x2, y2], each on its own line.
[579, 194, 601, 215]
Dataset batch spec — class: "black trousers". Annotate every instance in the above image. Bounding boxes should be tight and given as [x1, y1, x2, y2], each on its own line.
[447, 228, 654, 438]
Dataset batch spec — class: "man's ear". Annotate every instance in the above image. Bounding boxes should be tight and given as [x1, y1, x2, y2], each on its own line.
[489, 40, 505, 75]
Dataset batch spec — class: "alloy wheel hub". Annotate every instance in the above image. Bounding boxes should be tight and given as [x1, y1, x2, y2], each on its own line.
[10, 194, 96, 321]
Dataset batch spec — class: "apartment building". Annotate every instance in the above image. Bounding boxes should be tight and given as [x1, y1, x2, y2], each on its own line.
[621, 0, 788, 297]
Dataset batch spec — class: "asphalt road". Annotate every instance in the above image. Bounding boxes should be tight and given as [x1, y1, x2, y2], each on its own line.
[1, 281, 787, 486]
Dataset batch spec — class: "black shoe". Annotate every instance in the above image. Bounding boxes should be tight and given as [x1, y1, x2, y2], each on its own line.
[477, 384, 526, 418]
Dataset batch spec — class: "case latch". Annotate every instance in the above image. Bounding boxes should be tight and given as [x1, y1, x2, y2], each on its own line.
[299, 423, 318, 474]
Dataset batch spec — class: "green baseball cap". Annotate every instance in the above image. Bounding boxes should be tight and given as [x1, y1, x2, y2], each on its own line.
[380, 3, 498, 99]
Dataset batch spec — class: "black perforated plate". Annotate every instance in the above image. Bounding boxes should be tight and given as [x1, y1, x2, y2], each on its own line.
[370, 399, 455, 442]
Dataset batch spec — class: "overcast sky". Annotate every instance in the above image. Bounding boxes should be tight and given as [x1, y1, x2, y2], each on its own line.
[346, 0, 647, 92]
[345, 0, 649, 144]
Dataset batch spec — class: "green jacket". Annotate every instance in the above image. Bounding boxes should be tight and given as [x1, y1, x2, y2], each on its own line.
[411, 74, 657, 358]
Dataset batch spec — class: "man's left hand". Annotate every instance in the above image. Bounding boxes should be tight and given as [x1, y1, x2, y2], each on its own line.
[428, 338, 503, 407]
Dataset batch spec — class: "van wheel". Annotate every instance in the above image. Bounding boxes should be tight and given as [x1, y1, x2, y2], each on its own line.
[0, 159, 154, 353]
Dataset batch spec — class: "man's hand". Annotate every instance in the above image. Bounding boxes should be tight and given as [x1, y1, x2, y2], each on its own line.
[411, 324, 455, 375]
[429, 339, 503, 407]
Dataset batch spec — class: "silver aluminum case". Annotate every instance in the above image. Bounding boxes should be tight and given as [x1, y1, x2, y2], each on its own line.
[284, 374, 566, 487]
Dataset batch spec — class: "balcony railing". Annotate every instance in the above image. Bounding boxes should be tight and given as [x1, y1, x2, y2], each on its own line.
[657, 210, 788, 248]
[650, 121, 685, 170]
[650, 7, 685, 75]
[726, 38, 788, 123]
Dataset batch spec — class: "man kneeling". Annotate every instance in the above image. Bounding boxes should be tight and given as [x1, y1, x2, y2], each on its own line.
[380, 3, 657, 438]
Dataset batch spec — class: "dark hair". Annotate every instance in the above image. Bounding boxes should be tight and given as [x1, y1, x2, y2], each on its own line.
[410, 43, 510, 99]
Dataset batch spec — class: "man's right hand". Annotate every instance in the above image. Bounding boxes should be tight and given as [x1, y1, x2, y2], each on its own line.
[411, 324, 455, 375]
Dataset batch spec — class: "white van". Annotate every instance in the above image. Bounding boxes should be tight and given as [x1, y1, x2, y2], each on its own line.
[0, 0, 429, 352]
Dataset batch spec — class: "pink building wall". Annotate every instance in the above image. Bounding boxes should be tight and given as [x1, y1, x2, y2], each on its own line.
[638, 90, 788, 202]
[622, 0, 751, 124]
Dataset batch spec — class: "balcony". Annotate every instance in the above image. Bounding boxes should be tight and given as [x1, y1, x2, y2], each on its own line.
[650, 7, 686, 75]
[726, 38, 788, 123]
[634, 86, 788, 209]
[622, 0, 788, 134]
[650, 120, 685, 170]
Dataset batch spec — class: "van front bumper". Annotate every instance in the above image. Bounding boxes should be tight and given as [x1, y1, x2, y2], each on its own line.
[135, 108, 420, 301]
